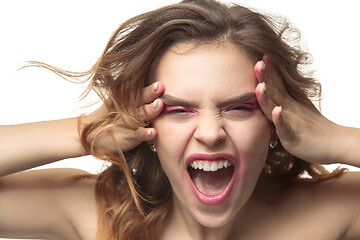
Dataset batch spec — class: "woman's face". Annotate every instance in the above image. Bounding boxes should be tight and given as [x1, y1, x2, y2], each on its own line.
[150, 42, 272, 227]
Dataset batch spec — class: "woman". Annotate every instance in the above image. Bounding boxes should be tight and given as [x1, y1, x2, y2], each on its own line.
[1, 0, 359, 239]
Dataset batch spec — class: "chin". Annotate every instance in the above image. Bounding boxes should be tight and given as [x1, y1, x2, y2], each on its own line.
[190, 205, 237, 228]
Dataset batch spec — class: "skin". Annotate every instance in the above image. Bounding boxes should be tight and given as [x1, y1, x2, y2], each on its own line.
[1, 41, 360, 239]
[149, 42, 274, 239]
[149, 41, 360, 239]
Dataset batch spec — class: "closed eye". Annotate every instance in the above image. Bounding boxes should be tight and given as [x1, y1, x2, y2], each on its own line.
[222, 103, 259, 120]
[162, 105, 194, 114]
[225, 104, 256, 112]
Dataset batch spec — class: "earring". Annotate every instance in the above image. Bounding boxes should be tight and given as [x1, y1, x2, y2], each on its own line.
[269, 140, 278, 149]
[149, 144, 157, 152]
[132, 168, 137, 175]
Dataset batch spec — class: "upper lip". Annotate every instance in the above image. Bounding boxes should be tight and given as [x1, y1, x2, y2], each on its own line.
[185, 153, 236, 167]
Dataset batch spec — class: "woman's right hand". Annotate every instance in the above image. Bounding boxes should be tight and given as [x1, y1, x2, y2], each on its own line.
[81, 82, 165, 153]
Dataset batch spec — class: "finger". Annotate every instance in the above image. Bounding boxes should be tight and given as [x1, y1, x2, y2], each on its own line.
[272, 106, 296, 146]
[136, 98, 164, 121]
[135, 127, 157, 142]
[254, 59, 283, 106]
[141, 82, 165, 104]
[254, 59, 266, 83]
[255, 82, 277, 121]
[262, 55, 287, 92]
[256, 56, 289, 107]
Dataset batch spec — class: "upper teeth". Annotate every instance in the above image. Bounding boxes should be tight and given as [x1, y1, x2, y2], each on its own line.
[189, 160, 233, 172]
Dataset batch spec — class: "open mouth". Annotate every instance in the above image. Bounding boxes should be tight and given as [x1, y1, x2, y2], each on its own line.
[186, 158, 236, 205]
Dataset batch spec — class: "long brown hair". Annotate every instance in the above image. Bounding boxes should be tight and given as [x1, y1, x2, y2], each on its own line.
[28, 0, 345, 239]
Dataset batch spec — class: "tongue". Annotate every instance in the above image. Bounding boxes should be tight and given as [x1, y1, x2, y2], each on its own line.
[189, 166, 234, 195]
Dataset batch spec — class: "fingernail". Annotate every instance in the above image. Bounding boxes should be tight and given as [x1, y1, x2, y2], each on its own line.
[152, 82, 159, 92]
[260, 60, 266, 71]
[146, 129, 152, 137]
[263, 82, 267, 91]
[153, 99, 158, 109]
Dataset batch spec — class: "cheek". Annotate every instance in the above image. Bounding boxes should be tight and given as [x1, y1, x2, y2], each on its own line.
[227, 115, 271, 147]
[226, 116, 272, 169]
[153, 118, 192, 149]
[152, 119, 195, 194]
[152, 118, 193, 169]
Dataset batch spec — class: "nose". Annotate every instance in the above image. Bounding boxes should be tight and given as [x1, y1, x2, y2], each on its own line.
[193, 113, 226, 146]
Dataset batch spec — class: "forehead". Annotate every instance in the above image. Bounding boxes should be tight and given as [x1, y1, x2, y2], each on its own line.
[149, 42, 257, 100]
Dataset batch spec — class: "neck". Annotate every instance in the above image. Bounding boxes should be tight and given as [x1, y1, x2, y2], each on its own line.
[162, 194, 255, 240]
[161, 176, 290, 240]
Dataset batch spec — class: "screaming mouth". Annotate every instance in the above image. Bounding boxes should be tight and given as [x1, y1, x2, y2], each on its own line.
[187, 159, 235, 196]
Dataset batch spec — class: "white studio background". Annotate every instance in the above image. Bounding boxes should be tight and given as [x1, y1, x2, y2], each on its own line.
[0, 0, 359, 238]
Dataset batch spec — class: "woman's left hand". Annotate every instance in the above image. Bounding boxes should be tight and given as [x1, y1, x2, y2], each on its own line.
[254, 56, 340, 165]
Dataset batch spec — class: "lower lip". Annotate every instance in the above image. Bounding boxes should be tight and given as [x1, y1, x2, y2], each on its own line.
[186, 166, 236, 205]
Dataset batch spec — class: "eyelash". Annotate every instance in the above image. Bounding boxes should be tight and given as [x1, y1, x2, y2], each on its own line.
[225, 104, 255, 112]
[162, 104, 256, 115]
[162, 106, 193, 114]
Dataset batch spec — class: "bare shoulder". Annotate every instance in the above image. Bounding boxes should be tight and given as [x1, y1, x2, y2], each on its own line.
[296, 171, 360, 202]
[290, 171, 360, 239]
[51, 168, 99, 240]
[0, 168, 98, 240]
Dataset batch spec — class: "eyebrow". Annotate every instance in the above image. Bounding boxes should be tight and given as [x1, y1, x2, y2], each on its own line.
[160, 94, 198, 109]
[160, 92, 256, 109]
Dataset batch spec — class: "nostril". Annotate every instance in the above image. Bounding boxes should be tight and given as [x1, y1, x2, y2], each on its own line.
[193, 126, 226, 146]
